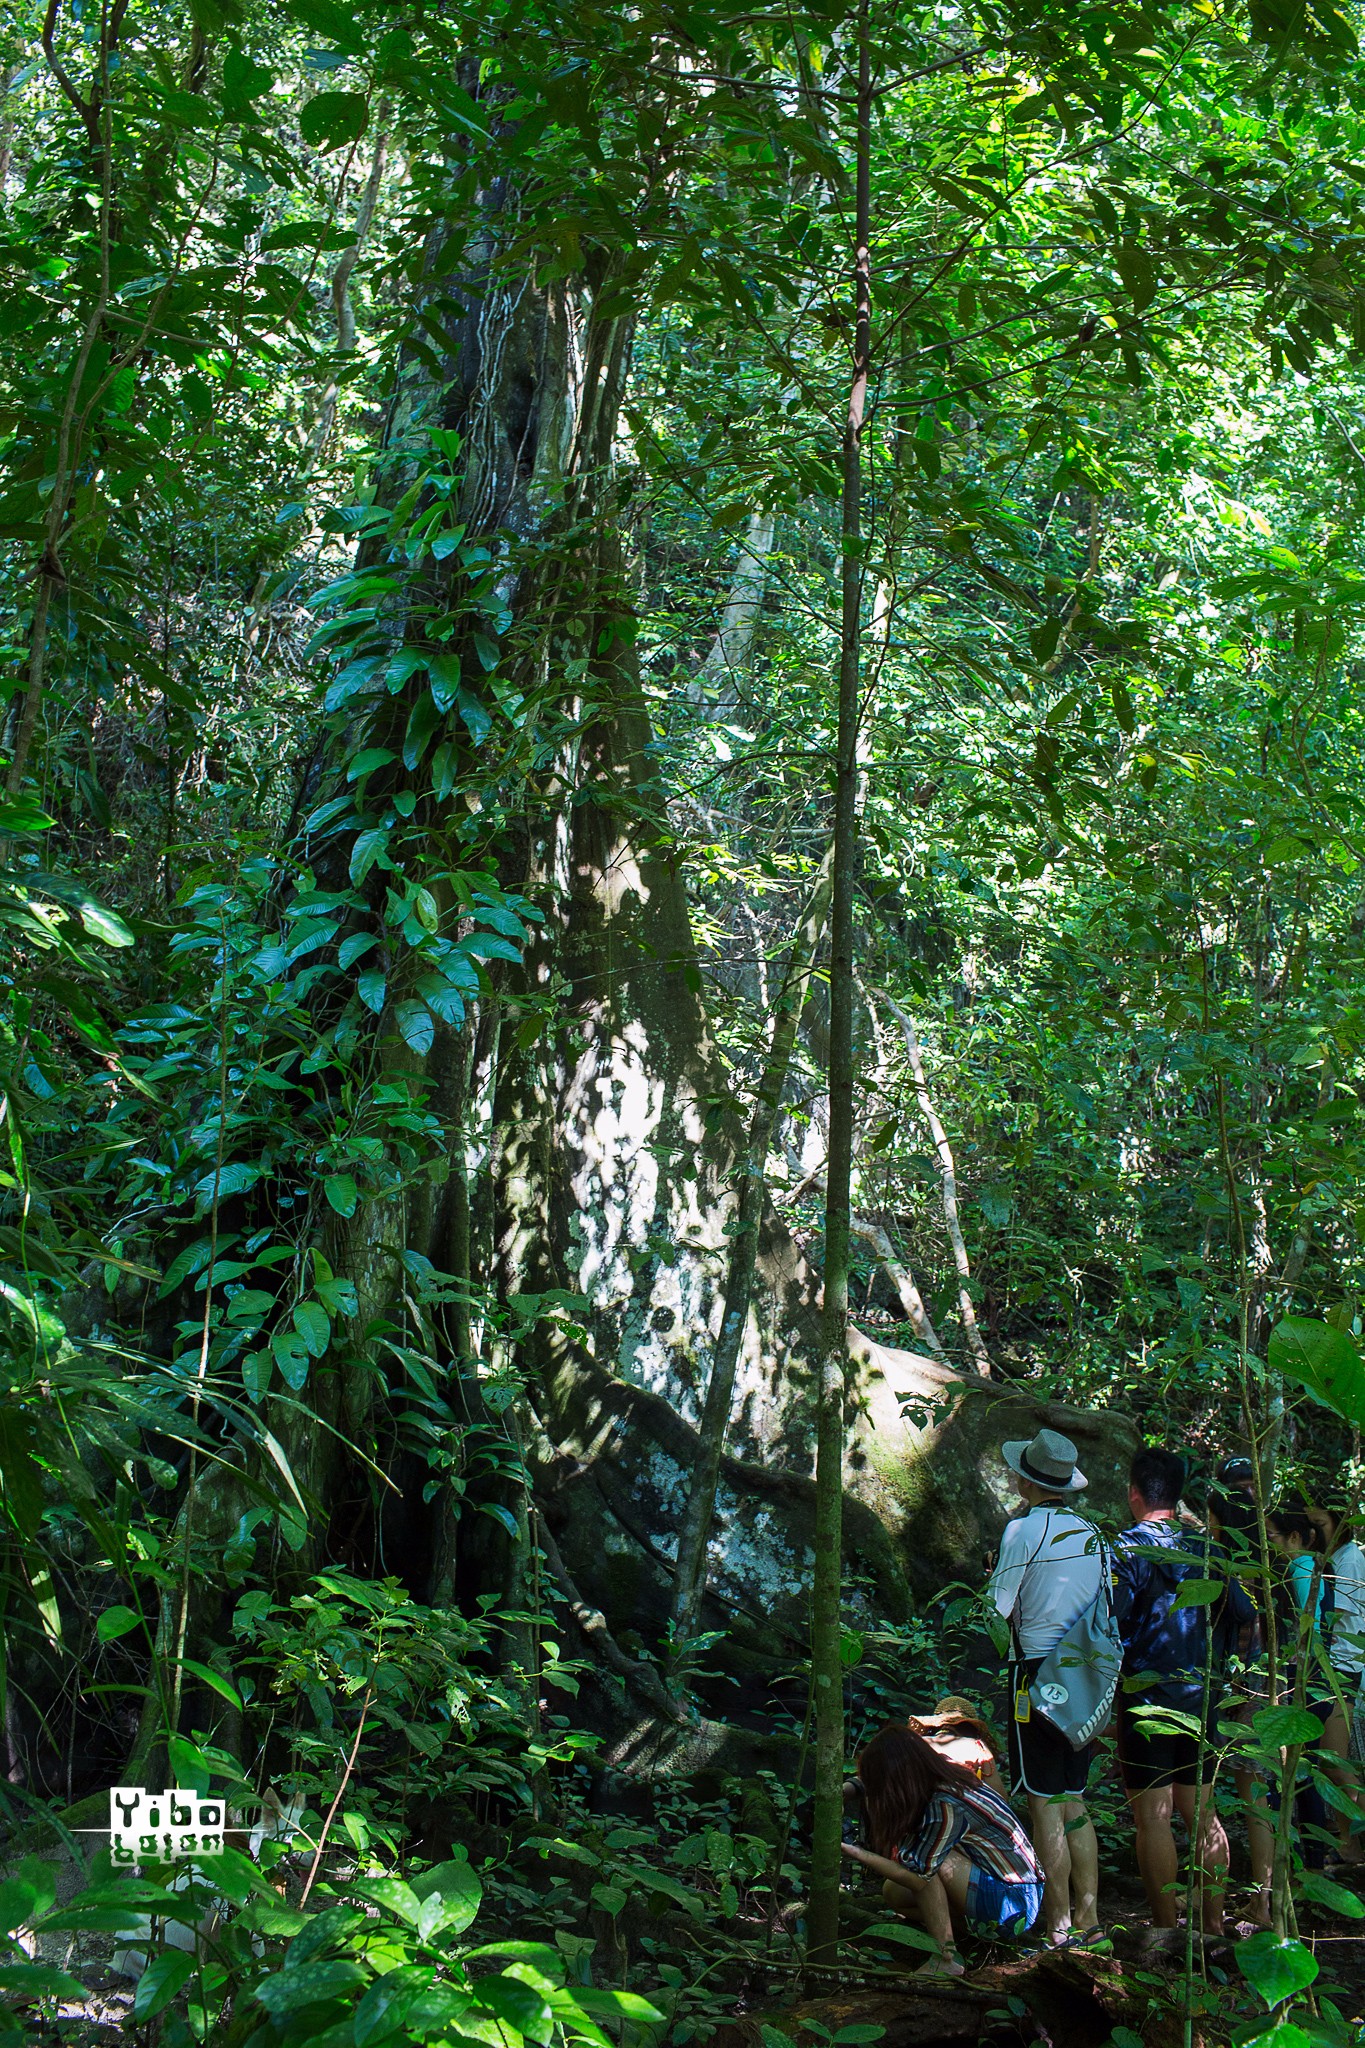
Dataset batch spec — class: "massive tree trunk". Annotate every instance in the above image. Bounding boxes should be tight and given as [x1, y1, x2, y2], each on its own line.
[289, 146, 1143, 1704]
[56, 71, 1142, 1780]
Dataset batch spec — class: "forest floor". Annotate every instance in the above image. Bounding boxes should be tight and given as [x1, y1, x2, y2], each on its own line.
[15, 1731, 1365, 2048]
[26, 1863, 1365, 2048]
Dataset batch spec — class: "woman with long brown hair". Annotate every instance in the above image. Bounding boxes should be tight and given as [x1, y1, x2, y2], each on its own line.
[841, 1724, 1043, 1976]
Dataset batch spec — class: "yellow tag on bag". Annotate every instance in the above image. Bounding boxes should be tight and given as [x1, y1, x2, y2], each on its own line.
[1014, 1685, 1031, 1724]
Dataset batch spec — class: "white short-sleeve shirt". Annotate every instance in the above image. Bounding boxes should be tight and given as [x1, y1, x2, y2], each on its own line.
[1332, 1541, 1365, 1676]
[987, 1500, 1105, 1659]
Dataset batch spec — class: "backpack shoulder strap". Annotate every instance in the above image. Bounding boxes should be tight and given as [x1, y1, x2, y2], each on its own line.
[1067, 1513, 1117, 1622]
[1006, 1509, 1052, 1663]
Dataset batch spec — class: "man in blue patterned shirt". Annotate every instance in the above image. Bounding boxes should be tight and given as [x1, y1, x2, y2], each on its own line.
[1113, 1447, 1244, 1936]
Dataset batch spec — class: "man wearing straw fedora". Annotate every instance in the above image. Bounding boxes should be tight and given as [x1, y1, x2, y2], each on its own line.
[986, 1428, 1104, 1947]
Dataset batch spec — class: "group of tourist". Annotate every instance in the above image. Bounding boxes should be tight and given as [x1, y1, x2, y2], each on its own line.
[839, 1427, 1365, 1977]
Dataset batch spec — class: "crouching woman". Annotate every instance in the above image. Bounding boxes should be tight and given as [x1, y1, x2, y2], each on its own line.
[840, 1725, 1043, 1977]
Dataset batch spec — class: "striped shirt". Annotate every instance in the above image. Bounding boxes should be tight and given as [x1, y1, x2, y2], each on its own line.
[895, 1778, 1042, 1884]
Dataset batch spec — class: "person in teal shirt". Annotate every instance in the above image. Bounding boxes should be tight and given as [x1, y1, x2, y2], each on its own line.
[1266, 1499, 1334, 1871]
[1269, 1503, 1331, 1625]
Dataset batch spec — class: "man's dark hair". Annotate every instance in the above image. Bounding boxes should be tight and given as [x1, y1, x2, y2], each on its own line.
[1130, 1447, 1186, 1510]
[1207, 1489, 1257, 1538]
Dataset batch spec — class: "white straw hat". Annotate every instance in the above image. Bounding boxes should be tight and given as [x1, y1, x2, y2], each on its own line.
[1001, 1427, 1087, 1493]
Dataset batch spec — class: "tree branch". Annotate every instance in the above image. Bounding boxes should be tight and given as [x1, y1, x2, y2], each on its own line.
[537, 1520, 691, 1726]
[877, 990, 991, 1376]
[848, 1216, 947, 1362]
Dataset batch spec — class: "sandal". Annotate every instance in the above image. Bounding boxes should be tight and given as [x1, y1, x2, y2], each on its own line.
[1065, 1928, 1114, 1954]
[914, 1950, 966, 1979]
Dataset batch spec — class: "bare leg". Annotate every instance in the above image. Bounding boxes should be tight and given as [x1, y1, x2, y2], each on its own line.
[1128, 1784, 1179, 1928]
[1027, 1793, 1074, 1943]
[1233, 1766, 1274, 1926]
[1319, 1707, 1365, 1859]
[1061, 1799, 1099, 1933]
[1173, 1781, 1229, 1933]
[878, 1859, 966, 1974]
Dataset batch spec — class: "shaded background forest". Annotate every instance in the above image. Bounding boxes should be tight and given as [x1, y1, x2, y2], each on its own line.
[5, 0, 1365, 2035]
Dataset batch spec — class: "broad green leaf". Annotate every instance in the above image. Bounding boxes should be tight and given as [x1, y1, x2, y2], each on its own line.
[1298, 1869, 1365, 1917]
[0, 1962, 87, 2001]
[29, 872, 135, 944]
[410, 1857, 480, 1934]
[1031, 618, 1062, 662]
[1236, 1931, 1319, 2008]
[299, 91, 368, 150]
[293, 1300, 331, 1357]
[350, 1876, 422, 1925]
[858, 1920, 942, 1954]
[1251, 1705, 1325, 1749]
[96, 1605, 142, 1642]
[0, 1867, 52, 1937]
[242, 1349, 272, 1402]
[459, 686, 492, 744]
[192, 1161, 261, 1213]
[176, 1657, 243, 1710]
[395, 999, 435, 1055]
[1115, 243, 1157, 310]
[416, 973, 466, 1026]
[0, 795, 54, 833]
[1170, 1577, 1223, 1609]
[407, 1983, 476, 2031]
[324, 1173, 358, 1217]
[429, 652, 462, 710]
[460, 931, 521, 964]
[354, 1964, 436, 2045]
[349, 827, 389, 887]
[271, 1330, 311, 1389]
[315, 1276, 358, 1316]
[223, 48, 274, 105]
[132, 1949, 194, 2019]
[404, 687, 443, 770]
[1269, 1316, 1365, 1424]
[466, 1942, 564, 1975]
[566, 1988, 664, 2021]
[471, 1974, 554, 2043]
[251, 1958, 367, 2015]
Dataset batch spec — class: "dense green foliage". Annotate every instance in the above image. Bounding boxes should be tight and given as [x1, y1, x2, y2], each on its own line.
[9, 0, 1365, 2040]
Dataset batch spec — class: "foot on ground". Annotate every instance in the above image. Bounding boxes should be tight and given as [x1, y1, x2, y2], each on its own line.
[1062, 1927, 1114, 1954]
[914, 1951, 965, 1980]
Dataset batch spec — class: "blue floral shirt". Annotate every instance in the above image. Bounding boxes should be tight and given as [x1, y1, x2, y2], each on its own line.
[1112, 1516, 1253, 1706]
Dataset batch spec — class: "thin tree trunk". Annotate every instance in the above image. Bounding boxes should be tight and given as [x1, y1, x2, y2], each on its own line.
[8, 14, 117, 798]
[667, 845, 834, 1658]
[691, 509, 777, 711]
[0, 66, 17, 190]
[300, 118, 390, 479]
[880, 991, 991, 1376]
[807, 0, 870, 1966]
[848, 1218, 946, 1360]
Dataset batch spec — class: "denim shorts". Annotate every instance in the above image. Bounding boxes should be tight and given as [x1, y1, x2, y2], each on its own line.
[964, 1866, 1042, 1940]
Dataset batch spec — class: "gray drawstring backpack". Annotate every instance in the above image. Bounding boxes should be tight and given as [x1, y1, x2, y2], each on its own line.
[1015, 1516, 1123, 1750]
